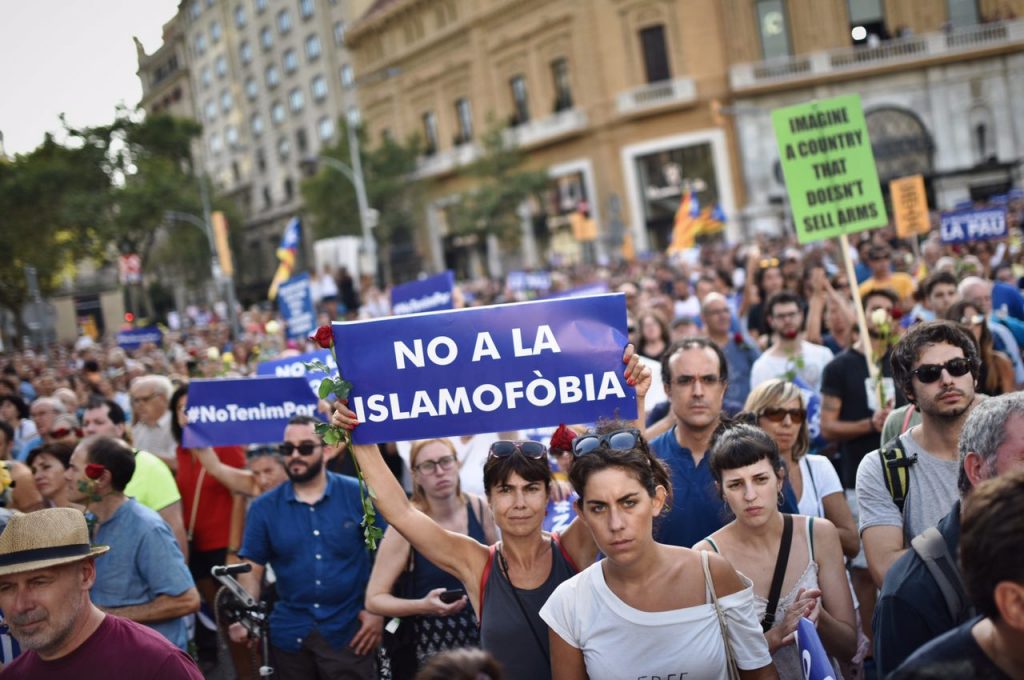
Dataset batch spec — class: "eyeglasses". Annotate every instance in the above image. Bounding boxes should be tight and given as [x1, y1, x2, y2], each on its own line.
[278, 441, 322, 457]
[413, 454, 457, 474]
[771, 310, 801, 322]
[488, 440, 547, 459]
[911, 357, 975, 384]
[131, 393, 158, 405]
[759, 407, 806, 424]
[49, 426, 83, 440]
[673, 374, 725, 388]
[961, 314, 985, 326]
[571, 428, 642, 457]
[759, 258, 780, 269]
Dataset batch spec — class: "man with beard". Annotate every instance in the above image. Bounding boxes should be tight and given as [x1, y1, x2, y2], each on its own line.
[0, 508, 203, 679]
[749, 290, 834, 392]
[648, 338, 732, 548]
[228, 415, 383, 679]
[856, 320, 981, 586]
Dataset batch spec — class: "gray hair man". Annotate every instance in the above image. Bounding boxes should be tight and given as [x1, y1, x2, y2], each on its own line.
[873, 391, 1024, 676]
[129, 375, 176, 468]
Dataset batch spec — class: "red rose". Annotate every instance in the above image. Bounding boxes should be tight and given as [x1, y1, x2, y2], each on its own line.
[85, 463, 105, 480]
[733, 332, 744, 346]
[310, 325, 334, 349]
[549, 424, 576, 454]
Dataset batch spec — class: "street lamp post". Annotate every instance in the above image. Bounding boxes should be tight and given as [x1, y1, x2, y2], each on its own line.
[304, 151, 379, 282]
[164, 209, 242, 340]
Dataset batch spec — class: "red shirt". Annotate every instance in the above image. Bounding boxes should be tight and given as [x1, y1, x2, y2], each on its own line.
[175, 445, 246, 552]
[3, 613, 203, 679]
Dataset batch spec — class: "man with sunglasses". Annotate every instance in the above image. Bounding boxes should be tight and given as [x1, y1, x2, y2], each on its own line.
[229, 414, 384, 680]
[856, 321, 981, 588]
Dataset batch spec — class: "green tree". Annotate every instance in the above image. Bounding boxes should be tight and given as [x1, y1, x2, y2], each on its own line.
[0, 134, 110, 343]
[301, 120, 423, 285]
[449, 120, 549, 269]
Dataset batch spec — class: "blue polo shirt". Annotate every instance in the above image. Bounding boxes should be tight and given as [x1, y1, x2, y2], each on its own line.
[650, 428, 727, 548]
[92, 498, 195, 650]
[240, 472, 377, 652]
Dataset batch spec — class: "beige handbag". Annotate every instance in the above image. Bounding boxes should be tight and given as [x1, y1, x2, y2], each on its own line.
[701, 550, 742, 680]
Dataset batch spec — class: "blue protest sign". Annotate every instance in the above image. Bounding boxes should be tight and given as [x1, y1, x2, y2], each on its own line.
[506, 271, 552, 293]
[183, 376, 320, 447]
[940, 207, 1008, 244]
[116, 326, 163, 350]
[545, 282, 610, 300]
[333, 294, 634, 444]
[277, 273, 316, 341]
[256, 350, 336, 394]
[391, 271, 455, 315]
[543, 497, 578, 533]
[796, 618, 836, 680]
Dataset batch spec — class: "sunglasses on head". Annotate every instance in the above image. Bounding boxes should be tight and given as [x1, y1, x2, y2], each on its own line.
[278, 441, 321, 457]
[488, 440, 547, 459]
[571, 428, 642, 457]
[759, 257, 780, 269]
[911, 357, 975, 384]
[759, 407, 806, 424]
[961, 313, 985, 326]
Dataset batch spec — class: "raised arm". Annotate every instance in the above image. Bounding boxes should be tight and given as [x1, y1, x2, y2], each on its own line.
[193, 446, 259, 497]
[333, 406, 489, 602]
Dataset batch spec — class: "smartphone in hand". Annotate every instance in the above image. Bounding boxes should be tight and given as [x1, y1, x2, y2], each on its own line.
[439, 589, 465, 604]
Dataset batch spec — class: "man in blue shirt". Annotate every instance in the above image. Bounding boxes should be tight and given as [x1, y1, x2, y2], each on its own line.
[65, 435, 199, 650]
[648, 337, 730, 548]
[700, 292, 759, 408]
[231, 415, 383, 680]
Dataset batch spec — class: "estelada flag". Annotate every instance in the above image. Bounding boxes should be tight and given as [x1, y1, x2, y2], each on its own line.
[268, 217, 301, 300]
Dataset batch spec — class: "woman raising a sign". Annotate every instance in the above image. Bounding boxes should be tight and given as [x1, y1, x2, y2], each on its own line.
[332, 345, 650, 680]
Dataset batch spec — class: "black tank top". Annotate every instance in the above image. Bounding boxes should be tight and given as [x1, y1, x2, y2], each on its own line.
[479, 534, 578, 680]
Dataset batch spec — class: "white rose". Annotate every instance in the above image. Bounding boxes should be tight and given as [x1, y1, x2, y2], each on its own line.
[870, 308, 889, 327]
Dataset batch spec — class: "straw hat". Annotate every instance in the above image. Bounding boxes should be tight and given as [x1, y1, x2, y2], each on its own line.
[0, 508, 109, 576]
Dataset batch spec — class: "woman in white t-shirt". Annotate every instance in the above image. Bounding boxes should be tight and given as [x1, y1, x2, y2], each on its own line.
[695, 424, 857, 679]
[744, 379, 859, 558]
[539, 427, 776, 680]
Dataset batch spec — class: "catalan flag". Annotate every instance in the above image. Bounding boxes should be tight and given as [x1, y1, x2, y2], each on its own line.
[667, 190, 701, 253]
[694, 203, 726, 238]
[268, 217, 301, 300]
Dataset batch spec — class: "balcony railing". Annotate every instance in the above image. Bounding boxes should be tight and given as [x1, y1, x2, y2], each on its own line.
[731, 19, 1024, 90]
[504, 108, 588, 148]
[414, 142, 479, 179]
[615, 77, 698, 115]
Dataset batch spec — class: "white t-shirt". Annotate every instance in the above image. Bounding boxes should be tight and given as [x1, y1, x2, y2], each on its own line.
[749, 340, 834, 393]
[540, 560, 772, 680]
[797, 454, 844, 518]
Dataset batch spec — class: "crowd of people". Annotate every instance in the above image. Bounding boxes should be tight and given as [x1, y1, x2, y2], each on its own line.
[2, 214, 1024, 679]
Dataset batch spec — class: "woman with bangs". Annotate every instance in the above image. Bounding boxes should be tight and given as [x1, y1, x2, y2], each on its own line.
[744, 379, 859, 558]
[365, 437, 497, 676]
[333, 347, 650, 680]
[540, 425, 776, 680]
[695, 425, 857, 679]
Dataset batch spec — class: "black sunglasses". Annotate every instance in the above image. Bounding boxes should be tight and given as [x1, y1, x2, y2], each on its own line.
[759, 407, 806, 424]
[488, 440, 547, 459]
[911, 357, 975, 384]
[571, 428, 642, 457]
[278, 441, 321, 457]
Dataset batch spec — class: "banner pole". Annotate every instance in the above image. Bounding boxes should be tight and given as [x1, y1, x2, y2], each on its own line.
[839, 233, 879, 382]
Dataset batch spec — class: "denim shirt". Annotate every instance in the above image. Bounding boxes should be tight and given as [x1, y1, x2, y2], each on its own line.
[240, 472, 377, 652]
[650, 428, 727, 549]
[92, 499, 195, 650]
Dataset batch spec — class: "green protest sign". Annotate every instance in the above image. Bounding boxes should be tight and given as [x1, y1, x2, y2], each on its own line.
[772, 94, 888, 244]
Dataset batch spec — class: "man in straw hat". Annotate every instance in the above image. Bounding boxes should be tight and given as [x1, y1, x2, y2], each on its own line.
[0, 507, 203, 678]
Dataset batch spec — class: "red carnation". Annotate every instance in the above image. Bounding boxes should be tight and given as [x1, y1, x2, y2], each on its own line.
[85, 463, 105, 480]
[310, 325, 334, 349]
[549, 424, 576, 454]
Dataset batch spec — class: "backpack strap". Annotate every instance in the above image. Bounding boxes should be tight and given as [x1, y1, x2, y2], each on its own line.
[910, 527, 974, 624]
[878, 434, 917, 514]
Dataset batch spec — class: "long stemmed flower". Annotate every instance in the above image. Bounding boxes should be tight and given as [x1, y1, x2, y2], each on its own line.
[869, 308, 898, 410]
[307, 325, 384, 551]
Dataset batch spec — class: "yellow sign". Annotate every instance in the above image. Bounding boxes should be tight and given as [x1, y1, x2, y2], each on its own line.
[211, 211, 234, 277]
[890, 175, 930, 237]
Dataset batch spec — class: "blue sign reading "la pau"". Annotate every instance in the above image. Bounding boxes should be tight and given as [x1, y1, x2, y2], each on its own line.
[333, 294, 634, 444]
[940, 207, 1008, 244]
